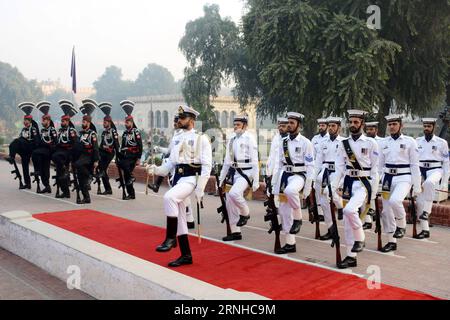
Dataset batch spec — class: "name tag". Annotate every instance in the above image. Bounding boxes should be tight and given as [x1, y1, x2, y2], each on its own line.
[400, 144, 406, 149]
[188, 140, 194, 146]
[295, 147, 301, 153]
[361, 148, 368, 155]
[432, 146, 437, 151]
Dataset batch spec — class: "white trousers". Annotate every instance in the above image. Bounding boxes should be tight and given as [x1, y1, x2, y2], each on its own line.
[279, 174, 305, 245]
[417, 168, 442, 231]
[226, 174, 250, 233]
[315, 171, 343, 228]
[163, 179, 195, 236]
[342, 180, 367, 257]
[381, 177, 411, 234]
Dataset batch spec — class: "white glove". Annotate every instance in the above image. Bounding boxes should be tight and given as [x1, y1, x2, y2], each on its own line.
[252, 178, 260, 192]
[302, 179, 312, 199]
[413, 184, 422, 197]
[146, 164, 169, 177]
[195, 176, 209, 202]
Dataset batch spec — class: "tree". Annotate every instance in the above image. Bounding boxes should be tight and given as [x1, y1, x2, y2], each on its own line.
[179, 4, 239, 131]
[235, 0, 449, 136]
[93, 66, 133, 119]
[0, 61, 43, 128]
[235, 0, 400, 137]
[134, 63, 178, 96]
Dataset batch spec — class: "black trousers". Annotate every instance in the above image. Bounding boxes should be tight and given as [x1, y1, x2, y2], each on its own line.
[51, 148, 72, 193]
[98, 150, 114, 191]
[9, 139, 33, 185]
[118, 155, 139, 196]
[31, 147, 52, 187]
[73, 153, 94, 196]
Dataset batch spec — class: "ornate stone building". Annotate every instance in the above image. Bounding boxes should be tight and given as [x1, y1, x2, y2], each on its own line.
[129, 95, 258, 134]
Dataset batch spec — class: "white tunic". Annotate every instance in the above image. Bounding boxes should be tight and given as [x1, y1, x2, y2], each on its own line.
[162, 128, 212, 185]
[378, 134, 421, 188]
[416, 135, 449, 180]
[272, 134, 315, 194]
[219, 130, 259, 184]
[311, 133, 329, 158]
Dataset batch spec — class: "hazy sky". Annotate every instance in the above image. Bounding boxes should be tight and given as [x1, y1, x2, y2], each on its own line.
[0, 0, 245, 87]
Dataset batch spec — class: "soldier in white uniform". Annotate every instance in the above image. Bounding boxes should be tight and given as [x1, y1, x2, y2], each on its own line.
[272, 112, 314, 254]
[415, 118, 449, 239]
[363, 122, 384, 230]
[378, 115, 421, 252]
[146, 106, 212, 267]
[314, 116, 344, 240]
[332, 110, 379, 269]
[219, 115, 260, 241]
[266, 118, 289, 178]
[311, 118, 329, 221]
[153, 115, 195, 229]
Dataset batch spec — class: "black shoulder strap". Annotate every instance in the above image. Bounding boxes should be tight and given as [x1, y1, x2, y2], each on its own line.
[282, 138, 294, 166]
[342, 138, 362, 170]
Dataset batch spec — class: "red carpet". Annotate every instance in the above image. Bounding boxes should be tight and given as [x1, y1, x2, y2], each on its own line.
[34, 209, 438, 300]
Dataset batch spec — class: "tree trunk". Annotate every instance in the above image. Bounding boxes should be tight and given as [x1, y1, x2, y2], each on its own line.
[377, 96, 392, 137]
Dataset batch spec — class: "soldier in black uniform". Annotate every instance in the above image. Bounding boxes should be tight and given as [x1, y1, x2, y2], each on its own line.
[52, 100, 78, 198]
[97, 102, 120, 195]
[31, 101, 58, 193]
[118, 100, 142, 200]
[5, 102, 40, 189]
[73, 100, 99, 204]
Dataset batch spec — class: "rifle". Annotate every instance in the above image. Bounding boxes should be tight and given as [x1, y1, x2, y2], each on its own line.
[93, 167, 102, 194]
[263, 174, 281, 252]
[214, 164, 231, 236]
[374, 194, 383, 251]
[409, 189, 418, 238]
[115, 156, 127, 200]
[306, 188, 321, 239]
[30, 172, 41, 193]
[195, 173, 204, 244]
[71, 166, 82, 203]
[10, 159, 25, 189]
[327, 184, 342, 265]
[52, 168, 60, 197]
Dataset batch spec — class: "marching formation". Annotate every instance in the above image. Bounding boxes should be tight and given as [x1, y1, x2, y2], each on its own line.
[4, 101, 449, 269]
[5, 99, 142, 204]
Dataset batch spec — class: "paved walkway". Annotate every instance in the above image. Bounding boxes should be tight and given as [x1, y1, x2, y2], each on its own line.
[0, 160, 449, 299]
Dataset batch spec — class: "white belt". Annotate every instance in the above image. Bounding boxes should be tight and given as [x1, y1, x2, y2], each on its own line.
[231, 162, 252, 169]
[345, 169, 370, 178]
[283, 165, 306, 173]
[384, 167, 411, 175]
[420, 162, 442, 169]
[323, 163, 335, 171]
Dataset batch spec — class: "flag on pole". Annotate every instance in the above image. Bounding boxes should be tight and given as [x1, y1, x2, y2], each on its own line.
[70, 46, 77, 94]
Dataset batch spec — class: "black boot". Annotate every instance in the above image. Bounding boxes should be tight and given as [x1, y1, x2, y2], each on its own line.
[363, 222, 372, 230]
[319, 229, 332, 241]
[351, 241, 365, 253]
[318, 215, 325, 222]
[100, 188, 113, 195]
[393, 227, 406, 239]
[156, 217, 178, 252]
[337, 256, 357, 269]
[222, 232, 242, 241]
[337, 208, 343, 220]
[236, 215, 250, 227]
[381, 242, 397, 252]
[289, 219, 302, 234]
[275, 243, 296, 254]
[168, 234, 193, 267]
[38, 185, 51, 194]
[82, 189, 91, 204]
[413, 230, 430, 239]
[148, 176, 164, 193]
